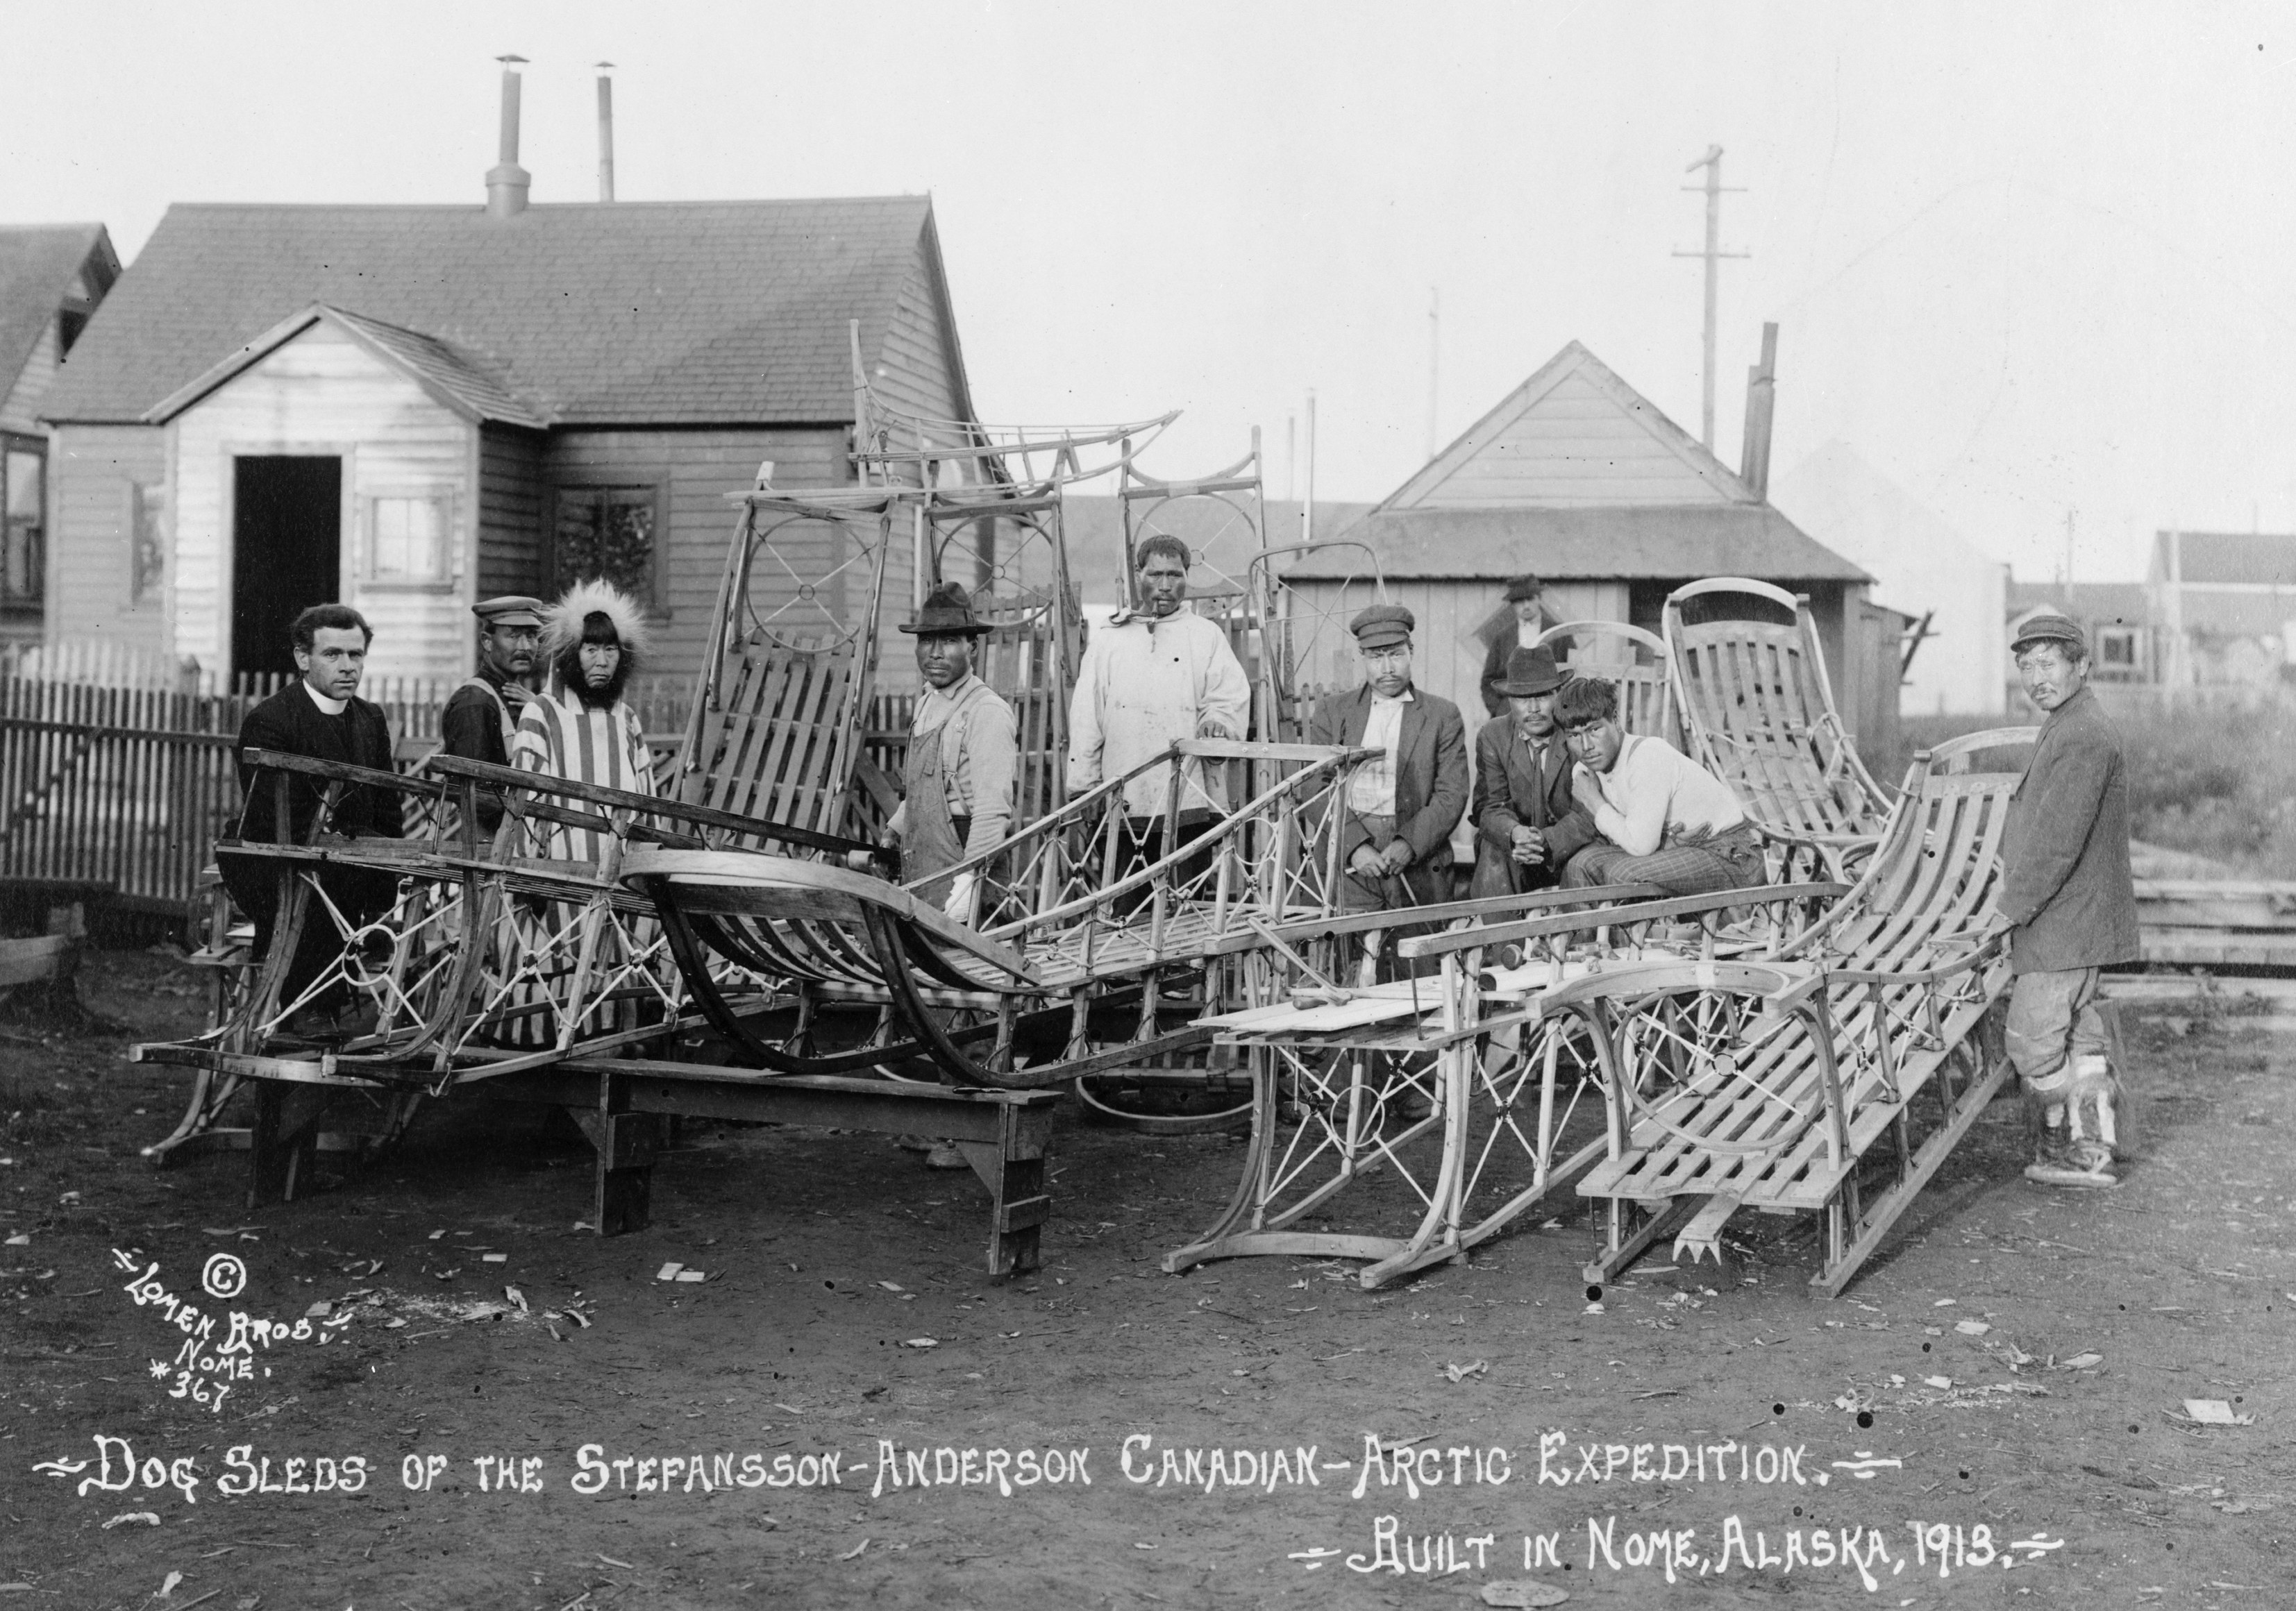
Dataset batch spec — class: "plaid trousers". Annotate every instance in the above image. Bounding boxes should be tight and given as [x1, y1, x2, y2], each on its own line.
[1561, 823, 1765, 897]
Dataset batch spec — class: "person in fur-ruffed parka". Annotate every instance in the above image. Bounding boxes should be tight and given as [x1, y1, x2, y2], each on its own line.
[510, 580, 655, 858]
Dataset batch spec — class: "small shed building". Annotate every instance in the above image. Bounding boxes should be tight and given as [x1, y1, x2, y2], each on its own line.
[37, 196, 973, 687]
[0, 223, 120, 648]
[1287, 341, 1890, 749]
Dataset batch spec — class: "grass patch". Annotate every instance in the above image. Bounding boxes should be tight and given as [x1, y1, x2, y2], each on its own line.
[1893, 700, 2296, 879]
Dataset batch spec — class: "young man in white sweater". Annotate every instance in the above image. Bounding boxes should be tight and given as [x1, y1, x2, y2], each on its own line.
[1552, 676, 1765, 896]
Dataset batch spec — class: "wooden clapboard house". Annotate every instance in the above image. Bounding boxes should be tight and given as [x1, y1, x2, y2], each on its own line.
[1284, 341, 1891, 752]
[0, 224, 120, 650]
[37, 196, 975, 690]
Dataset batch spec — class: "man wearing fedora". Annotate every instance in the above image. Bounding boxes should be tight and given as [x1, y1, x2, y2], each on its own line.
[885, 582, 1018, 928]
[438, 594, 544, 834]
[1470, 646, 1600, 897]
[1477, 574, 1575, 717]
[1999, 613, 2138, 1190]
[1311, 603, 1469, 920]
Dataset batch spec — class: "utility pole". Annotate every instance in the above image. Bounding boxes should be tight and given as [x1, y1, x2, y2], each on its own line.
[1426, 287, 1440, 462]
[2063, 509, 2076, 593]
[1302, 391, 1318, 546]
[1674, 146, 1748, 450]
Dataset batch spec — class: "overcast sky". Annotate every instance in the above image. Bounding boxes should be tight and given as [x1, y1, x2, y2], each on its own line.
[9, 1, 2292, 584]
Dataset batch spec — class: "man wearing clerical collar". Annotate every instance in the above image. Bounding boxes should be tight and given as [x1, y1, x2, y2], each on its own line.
[220, 603, 403, 1036]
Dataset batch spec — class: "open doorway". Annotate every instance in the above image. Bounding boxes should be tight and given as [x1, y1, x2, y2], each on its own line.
[231, 455, 341, 679]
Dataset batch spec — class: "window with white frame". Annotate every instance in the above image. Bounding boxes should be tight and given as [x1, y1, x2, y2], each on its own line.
[367, 494, 451, 584]
[2095, 626, 2139, 670]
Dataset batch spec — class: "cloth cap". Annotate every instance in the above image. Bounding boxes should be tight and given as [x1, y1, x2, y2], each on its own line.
[1350, 603, 1416, 650]
[474, 595, 545, 628]
[1504, 575, 1544, 603]
[899, 581, 992, 636]
[2011, 613, 2087, 656]
[1497, 646, 1566, 697]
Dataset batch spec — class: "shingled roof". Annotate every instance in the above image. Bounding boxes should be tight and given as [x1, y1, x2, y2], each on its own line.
[1291, 340, 1868, 584]
[42, 197, 956, 428]
[0, 223, 114, 399]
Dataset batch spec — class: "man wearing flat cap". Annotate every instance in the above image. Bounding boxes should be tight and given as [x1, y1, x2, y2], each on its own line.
[1477, 575, 1574, 716]
[439, 595, 544, 834]
[882, 583, 1017, 928]
[1311, 603, 1469, 920]
[1999, 613, 2138, 1190]
[1470, 646, 1600, 897]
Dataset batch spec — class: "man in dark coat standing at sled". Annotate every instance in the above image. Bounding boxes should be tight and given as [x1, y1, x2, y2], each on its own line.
[1997, 613, 2140, 1189]
[437, 595, 544, 834]
[1470, 646, 1600, 897]
[219, 603, 403, 1031]
[1310, 603, 1469, 925]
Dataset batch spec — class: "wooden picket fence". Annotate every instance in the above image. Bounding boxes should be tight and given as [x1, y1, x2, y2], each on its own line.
[0, 659, 964, 917]
[0, 667, 689, 916]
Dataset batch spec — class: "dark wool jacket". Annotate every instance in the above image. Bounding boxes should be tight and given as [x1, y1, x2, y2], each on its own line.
[1309, 682, 1470, 904]
[1469, 713, 1600, 897]
[233, 682, 404, 846]
[2000, 685, 2139, 972]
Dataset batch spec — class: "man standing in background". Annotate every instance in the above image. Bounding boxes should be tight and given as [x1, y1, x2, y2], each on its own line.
[437, 595, 543, 834]
[1477, 573, 1573, 716]
[1998, 614, 2139, 1189]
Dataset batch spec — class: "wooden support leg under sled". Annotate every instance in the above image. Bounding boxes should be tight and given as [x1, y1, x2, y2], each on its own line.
[246, 1081, 330, 1209]
[493, 1061, 1061, 1276]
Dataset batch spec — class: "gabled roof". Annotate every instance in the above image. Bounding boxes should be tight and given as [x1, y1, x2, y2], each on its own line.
[144, 304, 548, 430]
[2153, 530, 2296, 589]
[0, 223, 115, 396]
[1287, 504, 1868, 582]
[2006, 580, 2149, 623]
[42, 198, 957, 428]
[1378, 340, 1757, 512]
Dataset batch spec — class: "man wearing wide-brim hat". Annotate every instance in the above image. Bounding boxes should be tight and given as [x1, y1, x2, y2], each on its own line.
[1469, 646, 1600, 898]
[438, 595, 545, 834]
[881, 582, 1018, 929]
[1998, 612, 2138, 1189]
[1309, 603, 1469, 921]
[1476, 574, 1576, 717]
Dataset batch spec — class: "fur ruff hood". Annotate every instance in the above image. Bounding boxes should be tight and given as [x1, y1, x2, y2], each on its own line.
[543, 581, 651, 661]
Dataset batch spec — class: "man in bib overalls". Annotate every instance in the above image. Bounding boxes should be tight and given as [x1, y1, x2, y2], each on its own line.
[439, 595, 544, 836]
[887, 583, 1018, 928]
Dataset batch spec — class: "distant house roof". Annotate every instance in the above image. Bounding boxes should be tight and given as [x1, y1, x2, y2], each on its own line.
[2006, 580, 2150, 624]
[1289, 505, 1869, 582]
[1376, 340, 1763, 513]
[2152, 530, 2296, 589]
[145, 304, 548, 430]
[1059, 494, 1374, 602]
[1295, 340, 1868, 585]
[42, 198, 957, 428]
[0, 223, 115, 399]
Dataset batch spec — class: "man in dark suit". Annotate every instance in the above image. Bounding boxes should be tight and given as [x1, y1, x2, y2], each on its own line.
[1476, 574, 1575, 716]
[219, 604, 403, 1029]
[1469, 646, 1600, 898]
[1310, 604, 1469, 918]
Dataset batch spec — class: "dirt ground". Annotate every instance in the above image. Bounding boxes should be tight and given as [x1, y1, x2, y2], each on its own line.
[3, 947, 2295, 1609]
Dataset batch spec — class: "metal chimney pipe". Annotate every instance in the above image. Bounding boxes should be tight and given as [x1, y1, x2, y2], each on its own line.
[596, 62, 617, 203]
[485, 54, 532, 219]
